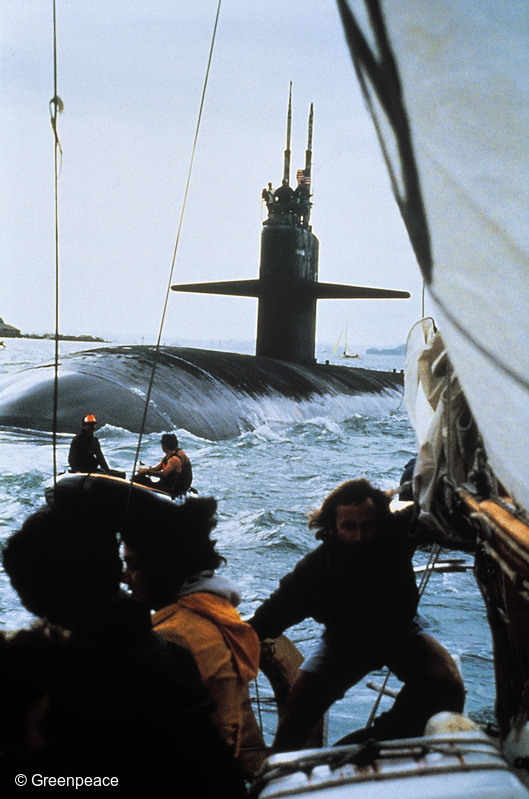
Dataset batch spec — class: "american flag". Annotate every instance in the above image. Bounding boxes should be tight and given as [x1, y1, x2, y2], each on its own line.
[296, 170, 310, 186]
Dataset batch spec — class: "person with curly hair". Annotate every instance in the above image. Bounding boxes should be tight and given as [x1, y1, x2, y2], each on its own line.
[250, 478, 465, 751]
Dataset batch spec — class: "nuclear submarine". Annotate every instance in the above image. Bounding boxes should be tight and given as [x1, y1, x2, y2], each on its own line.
[0, 93, 409, 440]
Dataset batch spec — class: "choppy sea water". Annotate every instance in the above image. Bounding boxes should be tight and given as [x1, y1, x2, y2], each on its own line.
[0, 338, 495, 745]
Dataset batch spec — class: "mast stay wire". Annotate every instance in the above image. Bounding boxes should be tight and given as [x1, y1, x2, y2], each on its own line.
[50, 0, 64, 485]
[129, 0, 222, 484]
[48, 2, 221, 486]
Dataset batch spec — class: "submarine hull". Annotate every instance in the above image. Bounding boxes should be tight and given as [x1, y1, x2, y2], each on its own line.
[0, 346, 403, 440]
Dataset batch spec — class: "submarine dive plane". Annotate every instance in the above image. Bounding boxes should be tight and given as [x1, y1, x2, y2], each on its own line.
[0, 93, 409, 440]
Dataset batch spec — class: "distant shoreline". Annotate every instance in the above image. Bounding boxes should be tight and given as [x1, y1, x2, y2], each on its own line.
[365, 344, 406, 356]
[1, 333, 107, 342]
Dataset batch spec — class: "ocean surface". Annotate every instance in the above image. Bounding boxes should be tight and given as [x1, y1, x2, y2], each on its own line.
[0, 337, 495, 745]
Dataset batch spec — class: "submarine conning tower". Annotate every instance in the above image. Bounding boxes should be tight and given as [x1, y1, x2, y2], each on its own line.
[257, 89, 318, 363]
[171, 86, 410, 364]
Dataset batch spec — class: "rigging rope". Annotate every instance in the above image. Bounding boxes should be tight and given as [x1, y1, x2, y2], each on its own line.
[129, 0, 222, 484]
[47, 3, 221, 486]
[50, 0, 64, 485]
[367, 346, 456, 727]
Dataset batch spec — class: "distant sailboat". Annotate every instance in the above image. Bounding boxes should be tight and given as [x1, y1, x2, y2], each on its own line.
[343, 327, 359, 358]
[333, 325, 359, 359]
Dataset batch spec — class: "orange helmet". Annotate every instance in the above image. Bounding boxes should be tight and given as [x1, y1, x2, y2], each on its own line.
[83, 414, 97, 424]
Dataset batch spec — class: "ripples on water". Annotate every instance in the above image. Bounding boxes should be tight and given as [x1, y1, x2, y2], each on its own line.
[0, 340, 494, 743]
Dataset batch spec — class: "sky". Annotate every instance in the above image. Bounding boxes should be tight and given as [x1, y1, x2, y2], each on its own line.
[1, 0, 426, 350]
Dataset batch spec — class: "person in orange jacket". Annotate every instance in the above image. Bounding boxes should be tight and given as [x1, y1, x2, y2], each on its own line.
[121, 496, 260, 758]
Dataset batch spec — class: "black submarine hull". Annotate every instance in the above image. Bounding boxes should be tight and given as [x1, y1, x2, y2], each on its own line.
[0, 346, 403, 440]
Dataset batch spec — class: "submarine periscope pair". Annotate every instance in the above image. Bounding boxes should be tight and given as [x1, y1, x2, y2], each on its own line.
[0, 91, 409, 440]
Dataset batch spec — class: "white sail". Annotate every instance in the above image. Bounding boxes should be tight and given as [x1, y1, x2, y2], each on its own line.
[346, 0, 529, 510]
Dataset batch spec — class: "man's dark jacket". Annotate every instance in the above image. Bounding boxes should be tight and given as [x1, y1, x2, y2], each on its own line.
[250, 508, 422, 650]
[68, 429, 109, 473]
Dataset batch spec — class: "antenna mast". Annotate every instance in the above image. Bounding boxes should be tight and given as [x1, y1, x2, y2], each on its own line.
[283, 82, 292, 185]
[305, 103, 313, 190]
